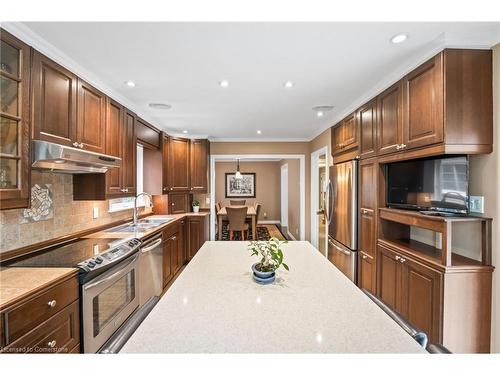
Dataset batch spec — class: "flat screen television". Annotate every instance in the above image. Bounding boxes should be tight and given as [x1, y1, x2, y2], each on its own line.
[386, 155, 469, 214]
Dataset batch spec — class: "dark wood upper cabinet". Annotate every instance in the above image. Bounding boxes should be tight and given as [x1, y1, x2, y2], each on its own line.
[376, 81, 403, 156]
[357, 99, 377, 159]
[190, 139, 209, 193]
[136, 118, 160, 149]
[161, 134, 170, 193]
[168, 137, 190, 191]
[332, 113, 358, 155]
[122, 109, 136, 195]
[105, 98, 125, 197]
[376, 49, 493, 158]
[76, 79, 106, 153]
[169, 192, 189, 214]
[0, 29, 31, 210]
[402, 52, 444, 150]
[32, 51, 77, 147]
[342, 113, 357, 150]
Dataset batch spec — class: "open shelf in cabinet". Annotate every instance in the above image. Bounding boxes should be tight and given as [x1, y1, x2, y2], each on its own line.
[378, 207, 492, 268]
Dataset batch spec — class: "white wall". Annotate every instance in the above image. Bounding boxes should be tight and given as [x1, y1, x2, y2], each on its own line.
[469, 43, 500, 352]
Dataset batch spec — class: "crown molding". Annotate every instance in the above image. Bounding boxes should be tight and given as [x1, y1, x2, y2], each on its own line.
[0, 22, 159, 127]
[208, 137, 309, 143]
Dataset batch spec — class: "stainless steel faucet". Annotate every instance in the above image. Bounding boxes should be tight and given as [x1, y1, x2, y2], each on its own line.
[133, 192, 153, 225]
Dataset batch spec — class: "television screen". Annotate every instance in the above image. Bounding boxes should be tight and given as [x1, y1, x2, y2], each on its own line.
[386, 156, 469, 214]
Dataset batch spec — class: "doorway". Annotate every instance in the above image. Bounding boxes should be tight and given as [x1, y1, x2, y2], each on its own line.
[311, 146, 329, 256]
[280, 163, 288, 230]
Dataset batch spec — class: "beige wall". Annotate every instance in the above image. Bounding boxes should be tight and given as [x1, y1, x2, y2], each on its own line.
[210, 132, 331, 242]
[214, 161, 281, 222]
[280, 159, 301, 239]
[0, 172, 151, 253]
[469, 43, 500, 353]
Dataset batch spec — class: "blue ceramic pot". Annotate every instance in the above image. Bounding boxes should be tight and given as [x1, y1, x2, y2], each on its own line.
[252, 263, 275, 279]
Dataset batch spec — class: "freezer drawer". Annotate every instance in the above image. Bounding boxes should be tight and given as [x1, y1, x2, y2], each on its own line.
[328, 237, 357, 283]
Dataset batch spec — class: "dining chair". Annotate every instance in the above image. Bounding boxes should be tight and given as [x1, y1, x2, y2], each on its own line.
[230, 199, 246, 206]
[246, 203, 261, 233]
[226, 206, 249, 240]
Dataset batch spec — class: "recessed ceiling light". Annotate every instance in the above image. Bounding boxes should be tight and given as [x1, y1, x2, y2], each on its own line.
[312, 105, 334, 117]
[219, 80, 229, 88]
[182, 130, 188, 134]
[257, 130, 262, 134]
[148, 103, 171, 110]
[390, 33, 408, 44]
[125, 80, 136, 87]
[284, 81, 294, 88]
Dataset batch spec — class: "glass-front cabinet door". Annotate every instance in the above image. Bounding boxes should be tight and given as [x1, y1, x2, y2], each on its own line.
[0, 28, 31, 209]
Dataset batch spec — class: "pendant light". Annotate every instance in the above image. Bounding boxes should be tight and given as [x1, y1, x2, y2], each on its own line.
[235, 158, 243, 179]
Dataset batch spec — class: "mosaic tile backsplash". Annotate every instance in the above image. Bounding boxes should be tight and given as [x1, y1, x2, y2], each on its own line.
[0, 172, 151, 253]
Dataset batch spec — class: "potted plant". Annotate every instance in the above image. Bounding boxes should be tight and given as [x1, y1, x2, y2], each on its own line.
[248, 237, 289, 284]
[192, 199, 200, 213]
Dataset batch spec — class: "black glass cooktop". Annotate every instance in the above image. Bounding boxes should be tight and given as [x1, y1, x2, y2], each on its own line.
[11, 237, 128, 268]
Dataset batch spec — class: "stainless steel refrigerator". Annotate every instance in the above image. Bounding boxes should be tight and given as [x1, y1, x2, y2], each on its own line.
[327, 160, 358, 283]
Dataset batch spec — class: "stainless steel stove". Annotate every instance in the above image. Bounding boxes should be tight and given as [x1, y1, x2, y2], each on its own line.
[12, 236, 142, 353]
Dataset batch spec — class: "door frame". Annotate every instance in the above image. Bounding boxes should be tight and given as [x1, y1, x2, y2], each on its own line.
[210, 154, 305, 241]
[280, 163, 289, 228]
[310, 146, 329, 254]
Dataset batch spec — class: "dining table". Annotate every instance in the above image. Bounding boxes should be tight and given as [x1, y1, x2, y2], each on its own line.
[217, 205, 257, 240]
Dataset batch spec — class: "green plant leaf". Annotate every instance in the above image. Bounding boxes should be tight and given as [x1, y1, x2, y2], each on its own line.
[282, 263, 289, 271]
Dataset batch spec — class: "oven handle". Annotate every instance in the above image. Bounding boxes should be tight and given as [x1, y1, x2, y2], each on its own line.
[84, 253, 139, 291]
[141, 238, 162, 253]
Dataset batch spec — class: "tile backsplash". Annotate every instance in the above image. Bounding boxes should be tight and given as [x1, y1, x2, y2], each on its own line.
[0, 172, 151, 253]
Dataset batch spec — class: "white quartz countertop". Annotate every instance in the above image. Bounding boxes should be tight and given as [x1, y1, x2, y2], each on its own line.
[121, 241, 425, 353]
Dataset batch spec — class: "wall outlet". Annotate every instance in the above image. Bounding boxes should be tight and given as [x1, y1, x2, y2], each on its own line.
[205, 197, 211, 205]
[93, 207, 99, 219]
[469, 196, 484, 214]
[263, 212, 267, 218]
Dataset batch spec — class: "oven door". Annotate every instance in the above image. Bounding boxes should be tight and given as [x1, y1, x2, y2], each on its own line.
[82, 252, 140, 353]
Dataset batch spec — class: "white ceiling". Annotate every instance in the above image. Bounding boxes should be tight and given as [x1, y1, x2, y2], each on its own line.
[5, 22, 500, 141]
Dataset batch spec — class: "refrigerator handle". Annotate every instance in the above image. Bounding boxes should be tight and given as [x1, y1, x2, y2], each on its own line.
[327, 180, 334, 224]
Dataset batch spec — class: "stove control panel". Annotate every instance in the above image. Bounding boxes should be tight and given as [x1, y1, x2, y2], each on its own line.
[77, 238, 141, 273]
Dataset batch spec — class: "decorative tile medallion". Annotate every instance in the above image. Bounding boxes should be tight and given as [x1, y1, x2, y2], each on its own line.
[21, 184, 53, 223]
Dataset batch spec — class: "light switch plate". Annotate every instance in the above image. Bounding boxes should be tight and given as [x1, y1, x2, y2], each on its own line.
[469, 196, 484, 214]
[93, 207, 99, 219]
[205, 197, 211, 205]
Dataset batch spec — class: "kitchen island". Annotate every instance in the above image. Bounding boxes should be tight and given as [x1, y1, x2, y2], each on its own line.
[121, 241, 425, 353]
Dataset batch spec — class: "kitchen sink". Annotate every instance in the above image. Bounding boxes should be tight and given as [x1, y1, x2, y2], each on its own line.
[105, 217, 175, 233]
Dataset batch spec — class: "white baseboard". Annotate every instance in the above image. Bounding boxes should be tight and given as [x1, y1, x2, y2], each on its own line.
[287, 230, 297, 241]
[258, 220, 280, 224]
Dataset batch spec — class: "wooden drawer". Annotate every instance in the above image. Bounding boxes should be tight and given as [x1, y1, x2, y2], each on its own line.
[2, 301, 80, 354]
[163, 220, 182, 239]
[3, 276, 78, 344]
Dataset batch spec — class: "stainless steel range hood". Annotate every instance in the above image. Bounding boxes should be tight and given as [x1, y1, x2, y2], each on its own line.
[32, 140, 121, 174]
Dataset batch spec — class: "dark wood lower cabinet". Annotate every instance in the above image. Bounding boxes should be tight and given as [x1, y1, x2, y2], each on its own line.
[358, 251, 376, 294]
[187, 215, 209, 260]
[376, 242, 492, 353]
[0, 274, 80, 354]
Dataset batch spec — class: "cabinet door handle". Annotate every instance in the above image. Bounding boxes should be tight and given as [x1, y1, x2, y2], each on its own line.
[172, 202, 175, 206]
[79, 143, 84, 148]
[362, 254, 368, 260]
[163, 187, 167, 191]
[396, 144, 401, 150]
[400, 257, 406, 263]
[395, 255, 401, 261]
[47, 340, 57, 348]
[72, 141, 79, 147]
[171, 236, 177, 241]
[400, 144, 407, 149]
[47, 300, 57, 308]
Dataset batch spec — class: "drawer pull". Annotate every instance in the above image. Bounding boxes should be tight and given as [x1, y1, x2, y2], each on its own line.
[362, 254, 368, 260]
[47, 340, 57, 348]
[47, 300, 57, 308]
